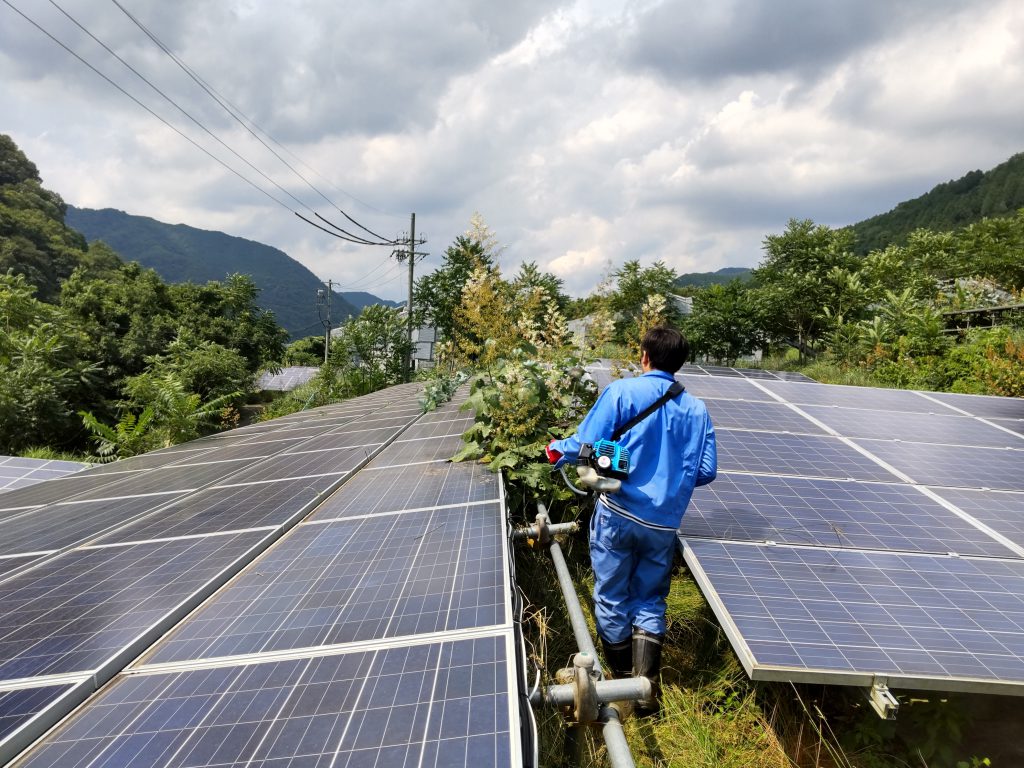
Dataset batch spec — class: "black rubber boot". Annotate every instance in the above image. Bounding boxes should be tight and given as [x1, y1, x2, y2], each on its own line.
[601, 637, 633, 679]
[633, 628, 664, 716]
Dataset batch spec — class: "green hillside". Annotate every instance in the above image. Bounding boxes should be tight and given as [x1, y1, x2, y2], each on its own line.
[675, 266, 752, 290]
[65, 206, 363, 338]
[850, 152, 1024, 254]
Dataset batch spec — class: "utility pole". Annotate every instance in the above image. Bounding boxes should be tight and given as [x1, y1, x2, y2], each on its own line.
[323, 278, 333, 364]
[405, 213, 415, 381]
[393, 214, 425, 382]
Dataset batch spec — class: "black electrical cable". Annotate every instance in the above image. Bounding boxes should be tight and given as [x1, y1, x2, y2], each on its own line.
[313, 212, 388, 247]
[294, 212, 390, 246]
[1, 0, 296, 214]
[46, 0, 320, 217]
[110, 0, 399, 244]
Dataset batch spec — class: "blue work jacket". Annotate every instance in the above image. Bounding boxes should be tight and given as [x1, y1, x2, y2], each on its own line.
[551, 369, 717, 530]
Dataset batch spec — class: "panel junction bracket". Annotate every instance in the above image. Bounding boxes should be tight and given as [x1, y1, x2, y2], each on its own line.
[867, 677, 899, 720]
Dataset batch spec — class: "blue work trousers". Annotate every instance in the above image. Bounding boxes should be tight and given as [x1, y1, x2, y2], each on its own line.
[589, 501, 677, 644]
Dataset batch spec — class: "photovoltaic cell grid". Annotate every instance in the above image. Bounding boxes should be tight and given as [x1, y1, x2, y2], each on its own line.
[7, 382, 522, 766]
[256, 365, 320, 391]
[310, 460, 498, 521]
[0, 383, 479, 764]
[800, 406, 1024, 449]
[715, 430, 900, 482]
[928, 488, 1024, 550]
[0, 530, 271, 681]
[0, 458, 89, 494]
[18, 637, 515, 768]
[0, 685, 76, 747]
[144, 503, 507, 664]
[685, 540, 1024, 689]
[853, 439, 1024, 492]
[671, 366, 1024, 695]
[680, 474, 1015, 557]
[704, 399, 826, 435]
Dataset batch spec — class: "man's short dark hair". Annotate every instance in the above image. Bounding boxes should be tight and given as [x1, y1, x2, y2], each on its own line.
[642, 327, 689, 373]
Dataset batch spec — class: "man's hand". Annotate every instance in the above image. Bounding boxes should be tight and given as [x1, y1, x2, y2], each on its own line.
[545, 442, 563, 465]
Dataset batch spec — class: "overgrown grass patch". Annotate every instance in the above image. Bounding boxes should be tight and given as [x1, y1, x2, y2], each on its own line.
[515, 527, 791, 767]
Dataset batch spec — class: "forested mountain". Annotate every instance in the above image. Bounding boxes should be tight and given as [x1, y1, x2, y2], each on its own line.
[674, 266, 752, 290]
[850, 152, 1024, 254]
[1, 134, 289, 455]
[65, 207, 397, 337]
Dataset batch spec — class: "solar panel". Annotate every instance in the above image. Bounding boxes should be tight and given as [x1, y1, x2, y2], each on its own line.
[256, 365, 320, 391]
[221, 447, 368, 484]
[703, 399, 826, 434]
[929, 488, 1024, 550]
[920, 391, 1024, 420]
[0, 470, 145, 512]
[0, 457, 89, 494]
[676, 375, 777, 402]
[291, 425, 402, 453]
[0, 530, 271, 681]
[401, 416, 476, 440]
[990, 418, 1024, 438]
[0, 494, 189, 557]
[143, 503, 507, 664]
[21, 636, 517, 768]
[309, 461, 499, 521]
[682, 539, 1024, 692]
[759, 381, 953, 414]
[774, 371, 818, 383]
[0, 684, 80, 757]
[0, 555, 43, 580]
[854, 439, 1024, 492]
[0, 381, 525, 767]
[680, 473, 1016, 557]
[368, 434, 464, 468]
[730, 368, 781, 380]
[716, 430, 901, 482]
[93, 477, 337, 545]
[700, 365, 744, 377]
[801, 405, 1023, 449]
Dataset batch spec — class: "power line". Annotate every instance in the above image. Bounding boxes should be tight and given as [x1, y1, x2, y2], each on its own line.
[46, 0, 322, 218]
[109, 0, 398, 245]
[1, 0, 298, 214]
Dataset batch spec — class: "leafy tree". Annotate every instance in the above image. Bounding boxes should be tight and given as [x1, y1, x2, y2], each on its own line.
[120, 372, 239, 447]
[609, 260, 682, 332]
[511, 261, 567, 309]
[753, 219, 861, 357]
[685, 280, 765, 364]
[59, 262, 179, 394]
[134, 338, 252, 402]
[0, 273, 99, 453]
[80, 407, 158, 461]
[328, 304, 412, 393]
[0, 136, 93, 301]
[283, 335, 325, 366]
[413, 235, 493, 342]
[956, 210, 1024, 291]
[169, 273, 287, 372]
[453, 263, 516, 366]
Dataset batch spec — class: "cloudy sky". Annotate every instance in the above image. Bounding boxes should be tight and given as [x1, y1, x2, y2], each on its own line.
[3, 0, 1022, 300]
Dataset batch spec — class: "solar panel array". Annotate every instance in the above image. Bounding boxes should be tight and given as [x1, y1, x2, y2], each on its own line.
[255, 366, 321, 392]
[666, 371, 1024, 695]
[0, 385, 522, 767]
[0, 458, 89, 495]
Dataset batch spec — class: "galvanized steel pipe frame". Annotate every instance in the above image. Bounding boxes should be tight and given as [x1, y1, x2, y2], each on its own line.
[533, 502, 638, 768]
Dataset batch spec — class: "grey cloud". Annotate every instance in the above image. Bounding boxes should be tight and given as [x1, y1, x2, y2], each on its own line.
[621, 0, 972, 83]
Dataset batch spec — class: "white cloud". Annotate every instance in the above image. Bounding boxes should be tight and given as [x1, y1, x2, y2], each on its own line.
[2, 0, 1023, 302]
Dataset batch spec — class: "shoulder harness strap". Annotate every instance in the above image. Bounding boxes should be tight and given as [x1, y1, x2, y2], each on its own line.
[611, 380, 684, 442]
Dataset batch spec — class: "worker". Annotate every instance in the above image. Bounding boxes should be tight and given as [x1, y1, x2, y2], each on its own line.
[546, 327, 717, 715]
